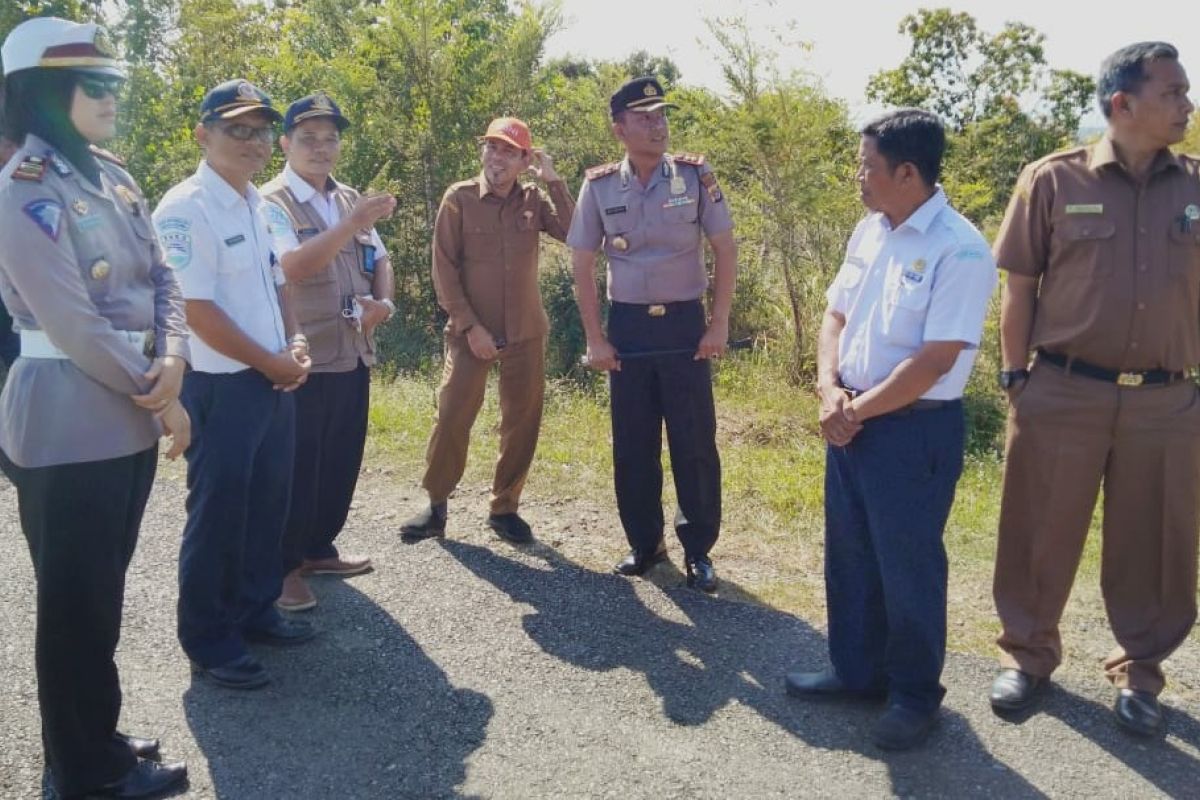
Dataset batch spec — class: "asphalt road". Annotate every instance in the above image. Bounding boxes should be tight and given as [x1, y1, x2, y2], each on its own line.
[1, 470, 1198, 799]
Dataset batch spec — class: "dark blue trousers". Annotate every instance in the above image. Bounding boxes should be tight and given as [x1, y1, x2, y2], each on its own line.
[281, 362, 369, 573]
[178, 369, 295, 668]
[824, 402, 964, 714]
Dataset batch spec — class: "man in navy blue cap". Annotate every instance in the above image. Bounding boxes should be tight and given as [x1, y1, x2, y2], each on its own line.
[154, 78, 317, 691]
[261, 92, 397, 611]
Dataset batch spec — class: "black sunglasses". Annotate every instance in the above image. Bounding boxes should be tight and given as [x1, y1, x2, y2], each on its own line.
[77, 74, 125, 100]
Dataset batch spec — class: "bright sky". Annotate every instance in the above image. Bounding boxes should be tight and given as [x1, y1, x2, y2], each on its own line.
[546, 0, 1199, 122]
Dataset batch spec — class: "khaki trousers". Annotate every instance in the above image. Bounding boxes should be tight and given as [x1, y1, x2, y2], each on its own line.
[993, 360, 1200, 693]
[421, 333, 545, 514]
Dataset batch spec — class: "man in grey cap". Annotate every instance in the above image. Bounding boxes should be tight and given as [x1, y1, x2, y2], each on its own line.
[261, 92, 397, 611]
[567, 75, 737, 592]
[154, 78, 315, 691]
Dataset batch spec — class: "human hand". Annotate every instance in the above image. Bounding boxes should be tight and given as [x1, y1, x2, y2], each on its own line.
[349, 192, 397, 229]
[158, 400, 191, 460]
[264, 348, 310, 389]
[527, 148, 559, 183]
[133, 355, 186, 413]
[466, 325, 499, 360]
[694, 319, 729, 360]
[818, 384, 862, 446]
[358, 296, 391, 339]
[583, 337, 620, 372]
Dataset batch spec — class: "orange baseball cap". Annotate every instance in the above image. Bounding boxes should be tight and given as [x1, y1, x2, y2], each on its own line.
[482, 117, 532, 151]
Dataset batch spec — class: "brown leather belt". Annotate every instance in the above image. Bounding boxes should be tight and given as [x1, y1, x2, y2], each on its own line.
[1036, 349, 1188, 387]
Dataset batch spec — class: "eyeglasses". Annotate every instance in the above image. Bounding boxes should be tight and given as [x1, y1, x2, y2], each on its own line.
[217, 123, 276, 143]
[77, 75, 125, 100]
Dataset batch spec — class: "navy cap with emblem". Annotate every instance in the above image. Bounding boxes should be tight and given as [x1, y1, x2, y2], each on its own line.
[199, 79, 283, 125]
[609, 76, 679, 119]
[283, 92, 350, 133]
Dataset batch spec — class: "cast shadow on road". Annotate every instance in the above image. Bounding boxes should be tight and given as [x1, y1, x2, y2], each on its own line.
[182, 585, 493, 800]
[439, 539, 1045, 798]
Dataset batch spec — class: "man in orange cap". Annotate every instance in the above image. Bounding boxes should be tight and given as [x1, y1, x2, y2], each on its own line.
[400, 118, 574, 543]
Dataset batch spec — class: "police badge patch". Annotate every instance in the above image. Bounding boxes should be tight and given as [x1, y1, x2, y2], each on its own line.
[23, 199, 64, 241]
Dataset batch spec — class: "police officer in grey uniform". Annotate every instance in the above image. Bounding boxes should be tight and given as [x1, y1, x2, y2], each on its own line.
[568, 76, 738, 592]
[0, 17, 189, 798]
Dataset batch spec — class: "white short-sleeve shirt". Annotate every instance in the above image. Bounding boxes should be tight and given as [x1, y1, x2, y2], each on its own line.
[267, 163, 387, 257]
[152, 161, 287, 374]
[825, 187, 998, 400]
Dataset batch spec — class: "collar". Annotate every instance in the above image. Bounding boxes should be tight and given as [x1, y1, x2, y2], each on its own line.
[198, 160, 261, 209]
[1088, 134, 1181, 176]
[25, 134, 110, 201]
[283, 162, 337, 204]
[617, 155, 672, 192]
[893, 186, 948, 234]
[477, 172, 524, 202]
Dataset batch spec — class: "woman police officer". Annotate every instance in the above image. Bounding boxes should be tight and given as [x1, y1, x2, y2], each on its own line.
[0, 18, 189, 798]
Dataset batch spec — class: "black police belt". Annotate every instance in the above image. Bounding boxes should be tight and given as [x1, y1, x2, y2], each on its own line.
[1035, 349, 1188, 387]
[841, 385, 958, 417]
[611, 299, 702, 317]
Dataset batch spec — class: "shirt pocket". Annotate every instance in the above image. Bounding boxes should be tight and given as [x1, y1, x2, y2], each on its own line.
[463, 221, 500, 262]
[884, 267, 933, 346]
[217, 235, 256, 275]
[1167, 220, 1200, 278]
[1050, 216, 1116, 279]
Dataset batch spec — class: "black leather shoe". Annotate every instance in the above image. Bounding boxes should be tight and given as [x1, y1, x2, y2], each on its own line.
[487, 512, 533, 544]
[871, 705, 937, 750]
[1114, 688, 1163, 736]
[989, 668, 1046, 711]
[116, 732, 160, 759]
[401, 502, 447, 540]
[685, 555, 718, 593]
[614, 544, 669, 576]
[191, 654, 270, 690]
[784, 668, 887, 700]
[98, 757, 187, 798]
[244, 617, 317, 646]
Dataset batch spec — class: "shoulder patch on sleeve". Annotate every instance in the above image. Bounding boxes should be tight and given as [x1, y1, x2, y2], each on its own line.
[155, 216, 193, 270]
[263, 201, 294, 236]
[672, 152, 706, 167]
[88, 145, 126, 167]
[12, 156, 46, 182]
[585, 162, 621, 181]
[23, 198, 64, 240]
[699, 170, 723, 203]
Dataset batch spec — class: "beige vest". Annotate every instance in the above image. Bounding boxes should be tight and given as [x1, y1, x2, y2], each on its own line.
[261, 174, 376, 372]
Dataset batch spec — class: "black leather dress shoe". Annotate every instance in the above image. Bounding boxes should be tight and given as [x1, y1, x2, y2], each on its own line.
[871, 705, 937, 750]
[245, 616, 317, 646]
[614, 544, 669, 576]
[784, 668, 886, 700]
[116, 732, 160, 759]
[98, 757, 187, 798]
[989, 668, 1046, 711]
[401, 502, 447, 540]
[487, 512, 533, 544]
[191, 654, 270, 690]
[685, 556, 718, 592]
[1114, 688, 1163, 736]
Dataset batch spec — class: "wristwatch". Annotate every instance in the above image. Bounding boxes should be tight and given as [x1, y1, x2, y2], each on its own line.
[997, 368, 1030, 390]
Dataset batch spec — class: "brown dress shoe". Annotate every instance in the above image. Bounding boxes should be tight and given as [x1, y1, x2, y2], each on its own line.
[276, 569, 317, 612]
[302, 554, 373, 576]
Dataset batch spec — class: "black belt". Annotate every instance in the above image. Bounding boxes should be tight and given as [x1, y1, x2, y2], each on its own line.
[1036, 349, 1187, 387]
[611, 299, 701, 317]
[842, 387, 958, 417]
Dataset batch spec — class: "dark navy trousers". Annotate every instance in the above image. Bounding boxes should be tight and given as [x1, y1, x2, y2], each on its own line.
[824, 401, 964, 714]
[281, 362, 369, 573]
[607, 300, 721, 560]
[178, 369, 295, 668]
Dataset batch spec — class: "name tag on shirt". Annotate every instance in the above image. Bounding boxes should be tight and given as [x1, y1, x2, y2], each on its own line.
[1065, 204, 1104, 215]
[224, 234, 246, 246]
[604, 205, 627, 215]
[662, 196, 696, 209]
[298, 227, 319, 235]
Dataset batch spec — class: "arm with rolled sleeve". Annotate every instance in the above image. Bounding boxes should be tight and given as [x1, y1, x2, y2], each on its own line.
[431, 189, 478, 335]
[0, 193, 152, 395]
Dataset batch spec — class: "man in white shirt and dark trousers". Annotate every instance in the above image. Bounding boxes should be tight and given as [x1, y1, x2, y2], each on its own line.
[784, 109, 997, 749]
[154, 79, 315, 690]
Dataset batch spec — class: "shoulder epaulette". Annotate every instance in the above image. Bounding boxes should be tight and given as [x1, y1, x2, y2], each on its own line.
[88, 145, 126, 167]
[672, 152, 706, 167]
[585, 162, 621, 181]
[11, 155, 46, 182]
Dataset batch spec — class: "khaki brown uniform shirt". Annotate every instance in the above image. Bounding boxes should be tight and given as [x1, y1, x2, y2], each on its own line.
[0, 135, 189, 468]
[994, 136, 1200, 371]
[432, 175, 574, 343]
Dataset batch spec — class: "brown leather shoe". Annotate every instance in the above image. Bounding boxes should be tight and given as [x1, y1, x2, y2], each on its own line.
[302, 554, 373, 576]
[276, 569, 317, 612]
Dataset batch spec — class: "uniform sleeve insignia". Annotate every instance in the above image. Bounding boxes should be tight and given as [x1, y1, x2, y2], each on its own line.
[88, 145, 126, 167]
[155, 216, 193, 270]
[23, 198, 64, 240]
[264, 201, 295, 237]
[699, 171, 723, 203]
[672, 153, 706, 167]
[585, 162, 621, 181]
[12, 156, 46, 182]
[48, 152, 72, 177]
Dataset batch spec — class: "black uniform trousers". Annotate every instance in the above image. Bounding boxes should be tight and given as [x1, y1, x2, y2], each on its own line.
[281, 361, 369, 573]
[0, 445, 157, 798]
[607, 300, 721, 559]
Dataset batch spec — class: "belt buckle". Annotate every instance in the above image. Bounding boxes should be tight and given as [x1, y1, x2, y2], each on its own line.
[1117, 372, 1144, 387]
[648, 304, 666, 317]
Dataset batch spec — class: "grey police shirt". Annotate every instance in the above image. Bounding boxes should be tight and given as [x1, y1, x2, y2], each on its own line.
[0, 135, 189, 468]
[566, 154, 734, 303]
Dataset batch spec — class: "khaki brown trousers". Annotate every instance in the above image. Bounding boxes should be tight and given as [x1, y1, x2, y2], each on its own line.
[422, 333, 545, 514]
[994, 360, 1200, 694]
